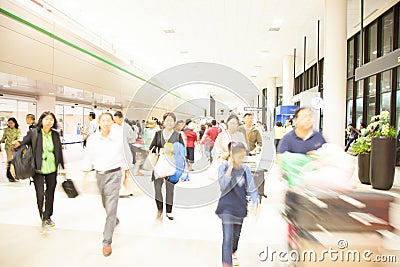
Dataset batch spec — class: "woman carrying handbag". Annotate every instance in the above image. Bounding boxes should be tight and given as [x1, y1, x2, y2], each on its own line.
[149, 112, 184, 221]
[13, 111, 64, 233]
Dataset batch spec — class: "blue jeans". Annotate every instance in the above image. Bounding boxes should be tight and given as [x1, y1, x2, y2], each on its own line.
[221, 218, 243, 266]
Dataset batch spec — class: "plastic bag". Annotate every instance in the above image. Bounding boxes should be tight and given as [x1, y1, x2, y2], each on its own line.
[280, 152, 314, 186]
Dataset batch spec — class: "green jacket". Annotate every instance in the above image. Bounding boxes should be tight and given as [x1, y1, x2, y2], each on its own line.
[1, 127, 22, 151]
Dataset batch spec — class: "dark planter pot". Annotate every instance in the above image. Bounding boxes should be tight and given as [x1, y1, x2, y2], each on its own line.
[370, 136, 396, 190]
[357, 153, 370, 184]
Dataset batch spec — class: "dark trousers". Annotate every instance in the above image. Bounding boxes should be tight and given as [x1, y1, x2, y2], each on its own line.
[345, 137, 356, 152]
[33, 172, 57, 220]
[154, 178, 175, 213]
[186, 147, 195, 164]
[222, 219, 243, 266]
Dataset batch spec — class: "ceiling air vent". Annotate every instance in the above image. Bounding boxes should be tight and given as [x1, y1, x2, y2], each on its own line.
[269, 27, 280, 32]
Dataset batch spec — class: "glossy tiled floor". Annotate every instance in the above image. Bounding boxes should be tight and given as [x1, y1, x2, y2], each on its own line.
[0, 143, 399, 267]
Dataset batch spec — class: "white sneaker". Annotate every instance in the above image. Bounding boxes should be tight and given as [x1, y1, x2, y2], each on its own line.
[166, 213, 174, 220]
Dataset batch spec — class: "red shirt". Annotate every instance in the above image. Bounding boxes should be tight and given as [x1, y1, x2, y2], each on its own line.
[185, 130, 198, 148]
[205, 127, 221, 144]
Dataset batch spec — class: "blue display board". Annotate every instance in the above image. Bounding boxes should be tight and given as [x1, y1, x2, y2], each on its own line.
[275, 105, 298, 124]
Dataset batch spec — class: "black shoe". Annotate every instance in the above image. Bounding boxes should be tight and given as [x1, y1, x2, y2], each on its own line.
[116, 218, 120, 226]
[166, 213, 174, 220]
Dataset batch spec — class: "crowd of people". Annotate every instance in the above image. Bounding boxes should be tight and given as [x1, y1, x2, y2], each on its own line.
[3, 108, 399, 266]
[1, 110, 264, 266]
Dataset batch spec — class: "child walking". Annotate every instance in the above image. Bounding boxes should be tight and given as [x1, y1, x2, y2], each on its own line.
[215, 141, 259, 267]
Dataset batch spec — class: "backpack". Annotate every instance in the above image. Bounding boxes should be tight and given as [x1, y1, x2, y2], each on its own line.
[11, 130, 38, 180]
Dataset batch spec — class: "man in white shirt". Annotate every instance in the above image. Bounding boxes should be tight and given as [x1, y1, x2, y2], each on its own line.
[83, 112, 123, 257]
[83, 112, 98, 148]
[113, 112, 136, 196]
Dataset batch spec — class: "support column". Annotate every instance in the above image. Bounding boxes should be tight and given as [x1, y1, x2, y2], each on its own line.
[282, 55, 294, 105]
[266, 77, 277, 129]
[323, 0, 347, 146]
[36, 95, 56, 115]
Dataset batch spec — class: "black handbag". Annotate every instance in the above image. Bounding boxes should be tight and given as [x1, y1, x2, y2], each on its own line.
[61, 178, 79, 198]
[11, 145, 35, 179]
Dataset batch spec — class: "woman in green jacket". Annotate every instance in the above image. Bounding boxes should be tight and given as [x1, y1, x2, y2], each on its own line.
[1, 117, 22, 162]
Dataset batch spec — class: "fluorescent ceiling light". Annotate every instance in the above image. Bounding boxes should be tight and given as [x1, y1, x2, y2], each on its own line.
[260, 50, 270, 57]
[3, 85, 10, 88]
[49, 92, 55, 95]
[180, 51, 189, 54]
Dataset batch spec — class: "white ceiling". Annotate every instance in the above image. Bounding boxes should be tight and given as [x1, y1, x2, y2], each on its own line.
[2, 0, 398, 112]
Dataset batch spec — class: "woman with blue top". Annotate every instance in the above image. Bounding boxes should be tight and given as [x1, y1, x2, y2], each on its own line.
[216, 141, 259, 267]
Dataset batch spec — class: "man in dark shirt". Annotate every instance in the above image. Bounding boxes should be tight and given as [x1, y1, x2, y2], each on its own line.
[277, 107, 326, 163]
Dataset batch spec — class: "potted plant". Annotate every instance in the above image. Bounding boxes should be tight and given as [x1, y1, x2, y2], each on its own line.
[352, 136, 371, 184]
[368, 111, 397, 190]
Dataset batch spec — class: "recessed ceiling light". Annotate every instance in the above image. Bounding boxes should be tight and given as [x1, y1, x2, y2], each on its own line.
[369, 82, 373, 86]
[372, 50, 377, 55]
[163, 29, 176, 34]
[269, 27, 280, 32]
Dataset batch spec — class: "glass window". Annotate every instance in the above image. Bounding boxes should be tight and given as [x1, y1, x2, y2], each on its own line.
[347, 79, 354, 100]
[381, 70, 392, 93]
[356, 98, 363, 127]
[380, 92, 391, 112]
[367, 75, 377, 95]
[355, 33, 362, 68]
[346, 100, 353, 125]
[367, 95, 376, 123]
[396, 92, 400, 132]
[381, 11, 394, 56]
[396, 68, 400, 131]
[356, 80, 363, 98]
[367, 22, 378, 62]
[347, 39, 355, 77]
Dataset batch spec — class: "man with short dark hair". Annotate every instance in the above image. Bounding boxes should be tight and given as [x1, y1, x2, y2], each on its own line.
[26, 114, 36, 132]
[238, 113, 262, 154]
[277, 107, 326, 162]
[83, 112, 98, 148]
[113, 111, 137, 196]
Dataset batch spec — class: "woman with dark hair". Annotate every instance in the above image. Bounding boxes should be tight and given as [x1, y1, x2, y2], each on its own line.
[149, 112, 184, 220]
[1, 117, 22, 162]
[13, 111, 64, 232]
[214, 114, 247, 160]
[216, 142, 259, 267]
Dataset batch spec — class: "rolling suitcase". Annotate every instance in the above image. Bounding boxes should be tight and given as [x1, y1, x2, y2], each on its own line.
[284, 189, 394, 232]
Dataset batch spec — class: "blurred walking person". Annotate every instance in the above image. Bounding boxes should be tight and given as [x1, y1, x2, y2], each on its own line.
[149, 112, 184, 221]
[216, 142, 259, 267]
[83, 112, 123, 257]
[1, 117, 22, 162]
[185, 122, 198, 171]
[13, 111, 64, 232]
